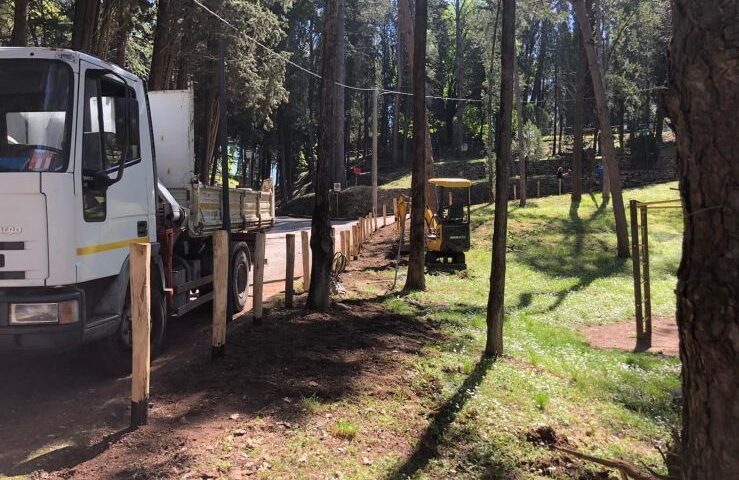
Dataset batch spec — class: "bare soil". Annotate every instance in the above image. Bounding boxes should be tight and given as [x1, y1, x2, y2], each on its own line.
[0, 222, 438, 479]
[580, 316, 679, 357]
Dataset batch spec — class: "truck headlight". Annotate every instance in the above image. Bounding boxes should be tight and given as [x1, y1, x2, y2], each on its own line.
[10, 301, 79, 325]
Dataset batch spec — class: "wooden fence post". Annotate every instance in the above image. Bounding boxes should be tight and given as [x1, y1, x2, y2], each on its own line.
[130, 242, 151, 428]
[253, 232, 266, 322]
[383, 204, 387, 227]
[285, 233, 295, 308]
[352, 225, 362, 258]
[640, 206, 652, 348]
[630, 201, 645, 346]
[212, 230, 228, 360]
[373, 212, 378, 231]
[558, 178, 562, 195]
[537, 179, 541, 198]
[513, 184, 517, 201]
[301, 230, 310, 290]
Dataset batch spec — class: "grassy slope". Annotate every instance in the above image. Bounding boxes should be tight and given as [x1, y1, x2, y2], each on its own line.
[380, 182, 681, 478]
[251, 182, 682, 479]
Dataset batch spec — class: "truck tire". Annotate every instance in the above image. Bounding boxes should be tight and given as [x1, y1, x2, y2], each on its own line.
[96, 283, 167, 376]
[232, 242, 251, 312]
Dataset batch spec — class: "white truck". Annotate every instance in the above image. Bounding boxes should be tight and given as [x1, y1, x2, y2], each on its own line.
[0, 47, 274, 373]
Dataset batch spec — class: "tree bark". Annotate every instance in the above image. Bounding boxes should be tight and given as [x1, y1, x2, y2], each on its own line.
[306, 0, 341, 311]
[571, 23, 585, 203]
[333, 0, 347, 188]
[485, 0, 515, 357]
[572, 0, 629, 258]
[486, 0, 501, 203]
[514, 61, 526, 207]
[665, 1, 739, 478]
[392, 38, 403, 165]
[404, 0, 429, 292]
[453, 0, 465, 158]
[71, 0, 99, 53]
[149, 0, 177, 90]
[10, 0, 29, 47]
[552, 60, 558, 156]
[398, 0, 437, 212]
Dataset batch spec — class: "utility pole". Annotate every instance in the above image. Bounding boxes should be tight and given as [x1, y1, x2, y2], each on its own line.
[217, 36, 232, 343]
[371, 88, 379, 213]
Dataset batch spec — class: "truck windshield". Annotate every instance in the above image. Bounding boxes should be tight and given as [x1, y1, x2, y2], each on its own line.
[0, 59, 73, 172]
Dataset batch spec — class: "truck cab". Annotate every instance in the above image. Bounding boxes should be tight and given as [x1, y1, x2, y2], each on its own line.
[0, 48, 272, 372]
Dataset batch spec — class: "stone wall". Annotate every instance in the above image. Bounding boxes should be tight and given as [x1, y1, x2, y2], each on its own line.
[281, 143, 677, 217]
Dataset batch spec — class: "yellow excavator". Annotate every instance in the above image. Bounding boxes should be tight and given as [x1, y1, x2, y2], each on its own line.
[396, 178, 472, 269]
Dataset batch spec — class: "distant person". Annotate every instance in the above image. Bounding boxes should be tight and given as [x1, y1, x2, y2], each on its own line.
[594, 163, 605, 191]
[556, 166, 571, 179]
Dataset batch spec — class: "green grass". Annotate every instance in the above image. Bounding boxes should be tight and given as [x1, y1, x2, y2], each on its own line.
[378, 181, 682, 478]
[231, 182, 681, 480]
[333, 419, 360, 440]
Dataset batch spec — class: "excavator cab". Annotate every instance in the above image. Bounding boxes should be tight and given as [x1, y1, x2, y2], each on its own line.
[425, 178, 472, 268]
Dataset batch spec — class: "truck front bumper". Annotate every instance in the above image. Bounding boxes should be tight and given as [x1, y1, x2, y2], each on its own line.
[0, 287, 118, 353]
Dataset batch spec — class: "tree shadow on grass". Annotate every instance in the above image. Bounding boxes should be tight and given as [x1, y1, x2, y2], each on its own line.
[514, 198, 627, 315]
[387, 356, 516, 480]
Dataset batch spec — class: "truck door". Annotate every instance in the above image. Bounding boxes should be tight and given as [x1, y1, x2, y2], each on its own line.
[74, 63, 153, 283]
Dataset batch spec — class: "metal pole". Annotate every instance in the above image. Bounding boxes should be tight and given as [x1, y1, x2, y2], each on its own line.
[218, 36, 233, 328]
[371, 88, 378, 213]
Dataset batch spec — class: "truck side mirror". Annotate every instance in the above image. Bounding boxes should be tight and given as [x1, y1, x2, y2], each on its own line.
[85, 69, 131, 189]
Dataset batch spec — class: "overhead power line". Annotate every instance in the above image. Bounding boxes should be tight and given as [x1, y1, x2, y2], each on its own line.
[191, 0, 483, 102]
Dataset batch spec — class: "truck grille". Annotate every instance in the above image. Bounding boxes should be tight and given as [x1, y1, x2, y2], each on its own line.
[0, 271, 25, 280]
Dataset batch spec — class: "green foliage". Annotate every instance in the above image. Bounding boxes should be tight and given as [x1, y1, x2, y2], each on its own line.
[521, 121, 545, 160]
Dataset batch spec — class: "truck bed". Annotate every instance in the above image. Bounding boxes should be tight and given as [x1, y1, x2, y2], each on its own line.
[171, 183, 275, 237]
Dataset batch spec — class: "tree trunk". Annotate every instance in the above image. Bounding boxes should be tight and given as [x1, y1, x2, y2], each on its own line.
[398, 0, 437, 212]
[71, 0, 99, 53]
[392, 39, 403, 165]
[453, 0, 465, 158]
[571, 24, 585, 203]
[530, 21, 550, 126]
[572, 0, 629, 258]
[334, 0, 346, 188]
[404, 0, 429, 292]
[486, 0, 501, 203]
[485, 0, 515, 357]
[558, 106, 564, 156]
[665, 2, 739, 477]
[618, 98, 625, 150]
[10, 0, 29, 47]
[552, 60, 558, 156]
[149, 0, 177, 90]
[515, 61, 526, 207]
[306, 0, 342, 311]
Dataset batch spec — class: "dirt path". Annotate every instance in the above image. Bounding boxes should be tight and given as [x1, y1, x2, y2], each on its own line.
[0, 222, 426, 479]
[580, 315, 679, 357]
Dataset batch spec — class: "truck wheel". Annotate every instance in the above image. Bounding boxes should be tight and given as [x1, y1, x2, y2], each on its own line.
[96, 285, 167, 376]
[232, 242, 251, 313]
